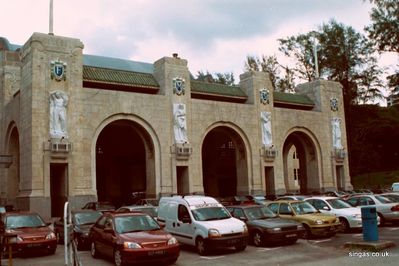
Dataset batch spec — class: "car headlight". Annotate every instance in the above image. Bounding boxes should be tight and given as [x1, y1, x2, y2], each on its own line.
[315, 220, 323, 225]
[46, 232, 56, 240]
[208, 229, 221, 238]
[297, 224, 304, 230]
[167, 237, 178, 245]
[335, 218, 340, 223]
[243, 225, 248, 235]
[351, 214, 361, 219]
[123, 242, 142, 249]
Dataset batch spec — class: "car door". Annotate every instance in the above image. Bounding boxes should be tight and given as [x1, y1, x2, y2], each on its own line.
[102, 216, 117, 258]
[91, 216, 107, 253]
[311, 199, 330, 214]
[278, 203, 295, 220]
[173, 204, 195, 245]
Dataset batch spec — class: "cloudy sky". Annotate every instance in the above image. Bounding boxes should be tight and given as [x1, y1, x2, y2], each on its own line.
[1, 0, 393, 80]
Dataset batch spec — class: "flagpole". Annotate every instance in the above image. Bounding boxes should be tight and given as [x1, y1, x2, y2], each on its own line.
[49, 0, 54, 35]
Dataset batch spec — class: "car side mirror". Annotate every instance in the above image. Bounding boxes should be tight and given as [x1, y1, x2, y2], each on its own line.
[239, 216, 248, 221]
[322, 206, 330, 211]
[104, 227, 114, 233]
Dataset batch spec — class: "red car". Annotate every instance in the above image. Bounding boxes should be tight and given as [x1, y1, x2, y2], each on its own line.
[0, 211, 57, 256]
[89, 212, 180, 266]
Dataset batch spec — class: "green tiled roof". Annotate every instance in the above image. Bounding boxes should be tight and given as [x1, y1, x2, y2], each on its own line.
[191, 80, 247, 98]
[83, 66, 159, 88]
[273, 91, 314, 106]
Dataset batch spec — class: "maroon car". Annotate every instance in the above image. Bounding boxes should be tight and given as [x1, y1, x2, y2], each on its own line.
[89, 212, 180, 266]
[0, 211, 57, 256]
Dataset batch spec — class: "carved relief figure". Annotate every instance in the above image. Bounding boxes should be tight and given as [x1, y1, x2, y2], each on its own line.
[173, 103, 188, 143]
[261, 111, 272, 147]
[50, 91, 68, 138]
[332, 117, 342, 149]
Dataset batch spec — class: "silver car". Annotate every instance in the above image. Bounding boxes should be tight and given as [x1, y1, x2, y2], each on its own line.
[305, 197, 363, 232]
[346, 194, 399, 226]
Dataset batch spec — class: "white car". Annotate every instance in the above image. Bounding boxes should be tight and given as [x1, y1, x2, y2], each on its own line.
[346, 194, 399, 226]
[305, 196, 363, 232]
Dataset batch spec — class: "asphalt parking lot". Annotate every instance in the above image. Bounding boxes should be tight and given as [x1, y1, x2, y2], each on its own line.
[2, 225, 398, 266]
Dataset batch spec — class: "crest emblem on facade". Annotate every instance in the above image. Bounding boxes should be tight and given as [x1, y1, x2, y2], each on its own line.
[173, 77, 185, 95]
[330, 98, 339, 111]
[51, 60, 67, 81]
[260, 88, 270, 104]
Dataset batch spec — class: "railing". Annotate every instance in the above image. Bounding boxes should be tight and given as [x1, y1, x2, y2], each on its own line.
[171, 143, 192, 160]
[261, 146, 277, 161]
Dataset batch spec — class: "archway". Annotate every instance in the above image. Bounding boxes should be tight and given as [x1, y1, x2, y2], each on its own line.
[95, 119, 155, 207]
[283, 130, 321, 194]
[201, 126, 248, 197]
[6, 126, 20, 206]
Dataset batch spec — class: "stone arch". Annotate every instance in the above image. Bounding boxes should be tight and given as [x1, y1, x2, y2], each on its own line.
[282, 127, 323, 194]
[91, 114, 160, 207]
[4, 122, 20, 205]
[200, 122, 252, 197]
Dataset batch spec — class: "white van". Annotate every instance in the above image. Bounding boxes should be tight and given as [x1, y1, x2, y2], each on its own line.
[157, 195, 248, 255]
[392, 182, 399, 192]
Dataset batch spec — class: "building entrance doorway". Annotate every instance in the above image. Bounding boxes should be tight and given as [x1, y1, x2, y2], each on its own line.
[50, 163, 68, 217]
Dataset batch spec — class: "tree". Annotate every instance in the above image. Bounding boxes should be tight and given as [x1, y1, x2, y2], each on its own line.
[278, 19, 384, 107]
[196, 70, 235, 86]
[366, 0, 399, 53]
[366, 0, 399, 90]
[244, 55, 295, 92]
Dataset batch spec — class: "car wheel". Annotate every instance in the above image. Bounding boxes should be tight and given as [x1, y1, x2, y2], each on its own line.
[196, 237, 208, 256]
[252, 231, 264, 247]
[114, 249, 124, 266]
[90, 241, 99, 258]
[339, 218, 350, 233]
[302, 224, 312, 239]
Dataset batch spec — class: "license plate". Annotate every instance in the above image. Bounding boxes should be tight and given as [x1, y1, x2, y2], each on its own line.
[228, 239, 240, 245]
[27, 243, 42, 247]
[285, 234, 297, 238]
[148, 250, 165, 256]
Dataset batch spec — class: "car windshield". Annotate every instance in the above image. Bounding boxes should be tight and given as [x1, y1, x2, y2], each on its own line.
[6, 214, 46, 229]
[244, 206, 276, 220]
[115, 215, 160, 234]
[291, 202, 318, 215]
[191, 207, 231, 221]
[382, 194, 399, 202]
[74, 212, 102, 225]
[326, 199, 352, 209]
[375, 195, 393, 204]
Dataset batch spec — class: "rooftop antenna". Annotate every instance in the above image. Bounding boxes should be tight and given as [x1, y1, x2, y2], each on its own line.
[49, 0, 54, 35]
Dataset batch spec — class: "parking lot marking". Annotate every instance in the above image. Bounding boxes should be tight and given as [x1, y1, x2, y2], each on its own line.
[257, 247, 282, 252]
[200, 256, 226, 260]
[309, 238, 332, 243]
[386, 227, 399, 231]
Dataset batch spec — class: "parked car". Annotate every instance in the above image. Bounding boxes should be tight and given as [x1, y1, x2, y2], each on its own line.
[380, 193, 399, 203]
[135, 198, 159, 207]
[54, 210, 102, 249]
[305, 197, 363, 232]
[89, 212, 180, 266]
[353, 189, 373, 194]
[116, 205, 158, 218]
[345, 194, 399, 226]
[251, 195, 271, 205]
[275, 195, 309, 201]
[392, 182, 399, 192]
[0, 211, 57, 256]
[323, 191, 348, 198]
[82, 201, 116, 213]
[267, 200, 340, 238]
[157, 195, 248, 255]
[227, 205, 304, 246]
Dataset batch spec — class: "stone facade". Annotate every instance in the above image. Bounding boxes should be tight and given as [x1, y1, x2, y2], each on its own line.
[0, 33, 352, 219]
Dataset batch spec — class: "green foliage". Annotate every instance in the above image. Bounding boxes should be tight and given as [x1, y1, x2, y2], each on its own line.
[347, 105, 399, 177]
[351, 170, 399, 189]
[196, 70, 235, 86]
